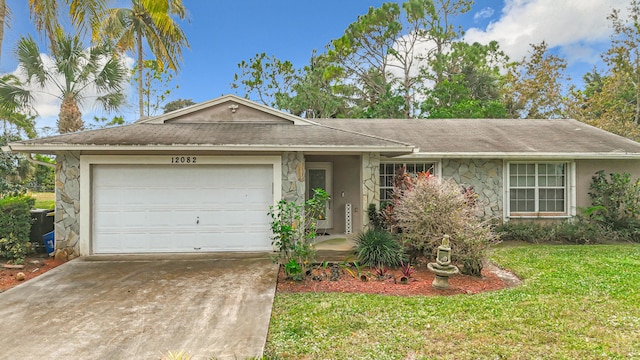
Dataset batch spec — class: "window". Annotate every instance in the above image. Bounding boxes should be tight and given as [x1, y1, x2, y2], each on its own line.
[379, 162, 436, 202]
[508, 163, 567, 216]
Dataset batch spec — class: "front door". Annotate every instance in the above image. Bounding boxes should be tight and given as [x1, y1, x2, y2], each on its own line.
[306, 162, 333, 229]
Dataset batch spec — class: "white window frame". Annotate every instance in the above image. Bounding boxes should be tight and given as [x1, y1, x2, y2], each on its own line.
[504, 161, 576, 220]
[379, 161, 439, 203]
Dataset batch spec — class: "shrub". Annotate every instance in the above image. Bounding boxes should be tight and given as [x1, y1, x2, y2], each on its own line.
[497, 218, 622, 244]
[588, 170, 640, 229]
[367, 203, 386, 231]
[554, 219, 615, 244]
[496, 221, 553, 243]
[394, 176, 499, 276]
[354, 229, 404, 268]
[0, 196, 35, 264]
[268, 189, 329, 279]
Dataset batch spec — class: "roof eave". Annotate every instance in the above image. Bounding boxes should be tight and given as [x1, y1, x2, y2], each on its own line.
[139, 94, 316, 126]
[400, 152, 640, 160]
[5, 143, 416, 154]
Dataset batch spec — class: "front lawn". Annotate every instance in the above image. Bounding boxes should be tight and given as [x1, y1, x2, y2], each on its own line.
[265, 244, 640, 359]
[28, 192, 55, 210]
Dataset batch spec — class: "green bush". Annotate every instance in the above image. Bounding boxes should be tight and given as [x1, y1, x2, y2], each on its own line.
[394, 176, 499, 276]
[268, 189, 329, 280]
[497, 221, 553, 243]
[588, 170, 640, 229]
[26, 155, 55, 192]
[367, 203, 386, 231]
[355, 229, 404, 267]
[497, 218, 624, 244]
[0, 196, 35, 264]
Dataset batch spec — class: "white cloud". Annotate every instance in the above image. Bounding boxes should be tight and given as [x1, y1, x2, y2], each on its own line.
[464, 0, 628, 65]
[474, 7, 495, 21]
[7, 52, 135, 133]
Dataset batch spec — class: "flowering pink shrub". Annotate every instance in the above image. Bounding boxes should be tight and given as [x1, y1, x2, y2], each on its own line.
[394, 176, 498, 276]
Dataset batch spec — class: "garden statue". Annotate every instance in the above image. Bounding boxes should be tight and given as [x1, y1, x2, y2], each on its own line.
[427, 235, 459, 289]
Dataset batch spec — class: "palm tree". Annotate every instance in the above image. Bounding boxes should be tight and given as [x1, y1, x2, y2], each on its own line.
[0, 32, 128, 133]
[0, 76, 37, 138]
[0, 0, 107, 61]
[98, 0, 189, 118]
[0, 0, 6, 60]
[29, 0, 107, 40]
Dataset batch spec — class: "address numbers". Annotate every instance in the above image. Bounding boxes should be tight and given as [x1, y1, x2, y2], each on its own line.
[171, 156, 197, 164]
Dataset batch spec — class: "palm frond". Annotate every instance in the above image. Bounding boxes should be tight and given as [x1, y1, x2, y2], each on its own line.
[95, 92, 125, 112]
[15, 36, 47, 87]
[0, 76, 34, 114]
[69, 0, 107, 33]
[94, 53, 128, 93]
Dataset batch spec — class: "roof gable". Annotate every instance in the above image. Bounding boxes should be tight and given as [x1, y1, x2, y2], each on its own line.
[140, 94, 315, 125]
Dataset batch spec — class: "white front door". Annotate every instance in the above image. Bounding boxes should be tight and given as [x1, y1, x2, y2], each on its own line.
[306, 162, 333, 229]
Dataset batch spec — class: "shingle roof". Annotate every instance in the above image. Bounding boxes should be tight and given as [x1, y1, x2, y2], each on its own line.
[315, 118, 640, 157]
[10, 122, 414, 152]
[6, 93, 640, 159]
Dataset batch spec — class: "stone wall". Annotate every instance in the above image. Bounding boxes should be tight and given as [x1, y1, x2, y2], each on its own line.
[54, 151, 80, 257]
[361, 153, 380, 228]
[442, 159, 503, 219]
[281, 151, 305, 204]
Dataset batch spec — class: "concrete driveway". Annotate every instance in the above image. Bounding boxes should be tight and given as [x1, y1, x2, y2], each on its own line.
[0, 254, 278, 359]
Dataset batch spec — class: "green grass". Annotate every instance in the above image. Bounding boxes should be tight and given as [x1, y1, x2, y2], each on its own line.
[28, 192, 55, 210]
[265, 244, 640, 359]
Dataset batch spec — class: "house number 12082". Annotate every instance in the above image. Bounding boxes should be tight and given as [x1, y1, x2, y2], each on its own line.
[171, 156, 196, 164]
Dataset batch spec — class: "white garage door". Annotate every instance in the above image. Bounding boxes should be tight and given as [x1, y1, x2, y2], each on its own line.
[92, 164, 273, 253]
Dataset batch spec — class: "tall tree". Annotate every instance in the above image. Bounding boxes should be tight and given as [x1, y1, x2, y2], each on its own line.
[566, 1, 640, 141]
[0, 0, 106, 61]
[421, 41, 507, 118]
[275, 52, 351, 119]
[133, 59, 178, 117]
[501, 41, 568, 119]
[326, 0, 472, 118]
[231, 52, 298, 108]
[163, 98, 194, 113]
[0, 33, 128, 133]
[0, 0, 6, 60]
[326, 2, 403, 117]
[98, 0, 189, 118]
[409, 0, 473, 85]
[25, 0, 106, 57]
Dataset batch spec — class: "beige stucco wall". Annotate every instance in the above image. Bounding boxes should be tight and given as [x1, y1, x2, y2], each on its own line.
[575, 159, 640, 210]
[167, 102, 292, 124]
[305, 155, 362, 234]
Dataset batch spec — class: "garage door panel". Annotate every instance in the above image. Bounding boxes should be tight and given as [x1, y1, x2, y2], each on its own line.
[93, 164, 274, 253]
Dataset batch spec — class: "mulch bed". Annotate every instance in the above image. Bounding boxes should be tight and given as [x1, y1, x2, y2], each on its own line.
[2, 255, 517, 297]
[276, 261, 518, 296]
[0, 255, 67, 292]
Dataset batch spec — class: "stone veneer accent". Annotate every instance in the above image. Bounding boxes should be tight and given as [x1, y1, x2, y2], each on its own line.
[55, 151, 81, 255]
[282, 152, 305, 204]
[442, 159, 503, 219]
[361, 153, 380, 228]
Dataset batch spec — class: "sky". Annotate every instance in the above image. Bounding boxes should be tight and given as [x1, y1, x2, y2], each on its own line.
[0, 0, 630, 134]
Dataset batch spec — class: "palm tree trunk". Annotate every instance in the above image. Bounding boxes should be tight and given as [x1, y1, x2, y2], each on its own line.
[58, 96, 83, 133]
[137, 31, 144, 118]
